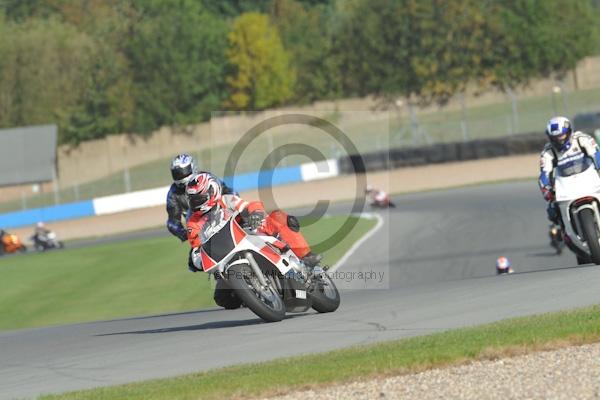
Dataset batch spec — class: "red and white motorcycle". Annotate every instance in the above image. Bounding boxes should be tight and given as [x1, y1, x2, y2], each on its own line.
[195, 210, 340, 322]
[366, 187, 396, 208]
[555, 158, 600, 265]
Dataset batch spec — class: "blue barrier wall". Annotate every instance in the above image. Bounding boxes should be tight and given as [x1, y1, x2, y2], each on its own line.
[0, 201, 95, 229]
[0, 165, 305, 229]
[222, 166, 303, 192]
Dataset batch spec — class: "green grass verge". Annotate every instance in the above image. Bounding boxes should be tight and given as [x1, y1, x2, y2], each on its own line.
[0, 215, 376, 331]
[41, 304, 600, 400]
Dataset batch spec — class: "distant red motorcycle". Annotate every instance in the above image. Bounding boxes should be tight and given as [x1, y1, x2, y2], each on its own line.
[365, 186, 396, 208]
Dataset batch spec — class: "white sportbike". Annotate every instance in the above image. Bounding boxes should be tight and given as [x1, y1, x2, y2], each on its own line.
[555, 158, 600, 264]
[196, 210, 340, 322]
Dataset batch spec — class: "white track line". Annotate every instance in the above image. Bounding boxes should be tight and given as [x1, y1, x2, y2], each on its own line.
[329, 212, 385, 272]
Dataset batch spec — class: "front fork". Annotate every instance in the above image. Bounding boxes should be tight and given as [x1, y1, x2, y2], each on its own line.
[244, 252, 269, 288]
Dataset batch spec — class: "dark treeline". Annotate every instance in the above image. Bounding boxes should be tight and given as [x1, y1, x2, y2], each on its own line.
[0, 0, 597, 144]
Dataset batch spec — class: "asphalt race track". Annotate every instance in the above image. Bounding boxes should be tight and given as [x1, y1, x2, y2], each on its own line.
[3, 181, 600, 399]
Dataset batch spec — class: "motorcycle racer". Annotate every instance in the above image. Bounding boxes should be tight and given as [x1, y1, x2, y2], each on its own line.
[496, 256, 514, 275]
[32, 221, 51, 239]
[365, 185, 395, 208]
[185, 173, 322, 273]
[538, 116, 600, 224]
[166, 154, 235, 242]
[30, 222, 63, 251]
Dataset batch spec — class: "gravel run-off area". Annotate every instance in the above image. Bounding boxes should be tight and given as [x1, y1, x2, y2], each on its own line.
[266, 343, 600, 400]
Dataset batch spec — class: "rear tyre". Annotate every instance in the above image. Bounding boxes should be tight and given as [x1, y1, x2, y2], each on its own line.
[579, 208, 600, 265]
[226, 264, 285, 322]
[310, 273, 340, 313]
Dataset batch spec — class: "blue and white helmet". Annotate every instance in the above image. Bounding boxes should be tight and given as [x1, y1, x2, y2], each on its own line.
[170, 154, 196, 187]
[545, 116, 572, 150]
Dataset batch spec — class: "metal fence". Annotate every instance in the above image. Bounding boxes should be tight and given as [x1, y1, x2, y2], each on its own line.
[3, 85, 600, 214]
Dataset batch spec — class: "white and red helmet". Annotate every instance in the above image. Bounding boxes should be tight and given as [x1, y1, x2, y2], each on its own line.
[186, 173, 222, 214]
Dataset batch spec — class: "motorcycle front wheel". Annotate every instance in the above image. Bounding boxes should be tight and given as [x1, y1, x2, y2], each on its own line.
[579, 208, 600, 265]
[226, 263, 285, 322]
[310, 272, 340, 313]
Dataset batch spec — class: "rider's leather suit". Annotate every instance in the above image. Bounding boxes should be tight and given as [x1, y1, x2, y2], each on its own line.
[166, 173, 234, 241]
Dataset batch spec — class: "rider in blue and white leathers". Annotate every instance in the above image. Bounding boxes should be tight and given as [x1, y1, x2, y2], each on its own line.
[538, 116, 600, 224]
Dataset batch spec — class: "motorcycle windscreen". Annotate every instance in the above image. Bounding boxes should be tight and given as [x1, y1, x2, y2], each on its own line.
[201, 219, 237, 263]
[555, 163, 600, 202]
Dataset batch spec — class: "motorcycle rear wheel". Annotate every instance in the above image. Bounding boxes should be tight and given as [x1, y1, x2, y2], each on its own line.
[579, 208, 600, 265]
[226, 264, 285, 322]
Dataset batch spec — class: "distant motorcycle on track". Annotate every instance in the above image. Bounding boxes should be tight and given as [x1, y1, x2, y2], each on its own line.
[31, 231, 64, 252]
[0, 232, 27, 255]
[196, 210, 340, 322]
[366, 186, 396, 208]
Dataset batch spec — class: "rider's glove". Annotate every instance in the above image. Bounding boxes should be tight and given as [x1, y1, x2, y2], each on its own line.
[542, 187, 555, 202]
[247, 211, 266, 230]
[177, 231, 188, 242]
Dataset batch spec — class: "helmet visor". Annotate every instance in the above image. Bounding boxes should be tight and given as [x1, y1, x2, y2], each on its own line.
[171, 164, 193, 182]
[551, 132, 569, 147]
[189, 193, 209, 211]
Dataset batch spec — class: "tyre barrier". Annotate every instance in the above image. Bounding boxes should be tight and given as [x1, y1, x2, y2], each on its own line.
[339, 132, 545, 174]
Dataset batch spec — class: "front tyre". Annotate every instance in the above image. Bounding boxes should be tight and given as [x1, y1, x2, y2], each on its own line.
[310, 273, 340, 313]
[579, 208, 600, 265]
[226, 264, 285, 322]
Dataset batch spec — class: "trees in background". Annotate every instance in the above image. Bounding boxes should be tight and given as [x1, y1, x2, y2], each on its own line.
[225, 12, 294, 110]
[125, 0, 229, 132]
[333, 0, 598, 105]
[483, 0, 597, 91]
[0, 0, 598, 144]
[272, 0, 339, 103]
[0, 17, 99, 140]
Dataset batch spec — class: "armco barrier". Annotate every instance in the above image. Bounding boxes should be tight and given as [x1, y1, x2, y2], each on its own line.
[223, 165, 303, 193]
[0, 201, 95, 229]
[93, 187, 169, 216]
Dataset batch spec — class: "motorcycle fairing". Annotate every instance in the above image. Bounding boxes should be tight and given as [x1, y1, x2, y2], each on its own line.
[199, 213, 297, 277]
[555, 164, 600, 253]
[555, 164, 600, 202]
